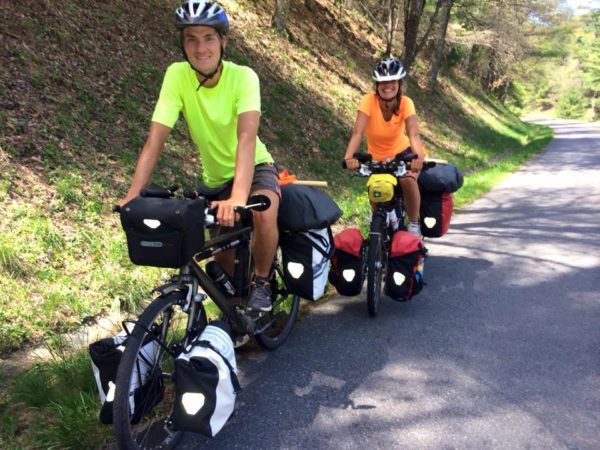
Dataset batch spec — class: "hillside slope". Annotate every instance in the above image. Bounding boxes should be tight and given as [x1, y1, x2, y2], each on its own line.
[0, 0, 547, 353]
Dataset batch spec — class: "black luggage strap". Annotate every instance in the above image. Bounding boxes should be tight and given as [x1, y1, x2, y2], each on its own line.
[197, 340, 242, 393]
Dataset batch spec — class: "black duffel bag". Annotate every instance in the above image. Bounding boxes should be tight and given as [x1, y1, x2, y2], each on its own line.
[278, 184, 342, 232]
[418, 163, 464, 193]
[120, 195, 206, 268]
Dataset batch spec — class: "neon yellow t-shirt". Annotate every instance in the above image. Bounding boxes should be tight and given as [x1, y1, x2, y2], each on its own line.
[152, 60, 273, 187]
[358, 93, 416, 162]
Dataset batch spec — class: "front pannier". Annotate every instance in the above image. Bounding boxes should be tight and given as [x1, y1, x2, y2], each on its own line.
[385, 231, 427, 301]
[120, 195, 206, 268]
[420, 191, 453, 238]
[280, 227, 334, 301]
[172, 321, 240, 437]
[329, 228, 366, 296]
[89, 327, 163, 425]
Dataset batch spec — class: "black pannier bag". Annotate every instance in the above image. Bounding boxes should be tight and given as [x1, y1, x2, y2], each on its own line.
[385, 231, 427, 301]
[172, 321, 240, 437]
[329, 228, 366, 296]
[280, 227, 334, 301]
[89, 327, 164, 425]
[420, 191, 453, 238]
[120, 195, 206, 268]
[418, 162, 464, 193]
[277, 184, 343, 232]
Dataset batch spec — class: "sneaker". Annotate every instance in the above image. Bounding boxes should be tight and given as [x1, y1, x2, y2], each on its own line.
[248, 281, 272, 312]
[408, 221, 422, 238]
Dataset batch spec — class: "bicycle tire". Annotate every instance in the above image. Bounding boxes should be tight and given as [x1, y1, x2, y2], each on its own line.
[366, 214, 385, 317]
[113, 292, 197, 450]
[255, 258, 300, 350]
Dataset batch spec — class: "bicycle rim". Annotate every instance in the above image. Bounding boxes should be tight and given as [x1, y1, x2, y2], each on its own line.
[113, 293, 193, 450]
[255, 261, 300, 350]
[367, 214, 385, 317]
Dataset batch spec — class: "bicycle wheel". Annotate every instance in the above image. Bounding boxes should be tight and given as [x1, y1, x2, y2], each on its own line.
[366, 214, 385, 317]
[255, 256, 300, 350]
[113, 292, 201, 450]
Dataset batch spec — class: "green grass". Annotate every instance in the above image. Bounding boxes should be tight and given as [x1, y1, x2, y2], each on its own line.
[2, 344, 112, 449]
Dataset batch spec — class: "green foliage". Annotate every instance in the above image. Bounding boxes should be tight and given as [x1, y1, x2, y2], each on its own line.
[556, 86, 588, 118]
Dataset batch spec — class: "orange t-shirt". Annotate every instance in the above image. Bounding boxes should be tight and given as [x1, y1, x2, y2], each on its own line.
[358, 93, 416, 161]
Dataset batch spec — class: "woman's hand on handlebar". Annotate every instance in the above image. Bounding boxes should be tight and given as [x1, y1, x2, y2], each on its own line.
[343, 158, 360, 171]
[410, 154, 425, 173]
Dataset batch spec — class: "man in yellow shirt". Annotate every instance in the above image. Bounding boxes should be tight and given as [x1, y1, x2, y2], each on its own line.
[119, 0, 278, 312]
[343, 57, 426, 236]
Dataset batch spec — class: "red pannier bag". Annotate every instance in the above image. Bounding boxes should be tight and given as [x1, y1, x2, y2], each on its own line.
[328, 228, 365, 296]
[385, 231, 427, 301]
[419, 191, 453, 238]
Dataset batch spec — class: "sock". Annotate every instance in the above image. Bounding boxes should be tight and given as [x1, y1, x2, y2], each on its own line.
[254, 275, 269, 286]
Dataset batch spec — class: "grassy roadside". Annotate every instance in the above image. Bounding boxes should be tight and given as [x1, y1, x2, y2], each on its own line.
[0, 124, 552, 449]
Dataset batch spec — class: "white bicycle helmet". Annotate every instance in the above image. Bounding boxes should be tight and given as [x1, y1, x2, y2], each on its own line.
[174, 0, 229, 35]
[372, 58, 407, 82]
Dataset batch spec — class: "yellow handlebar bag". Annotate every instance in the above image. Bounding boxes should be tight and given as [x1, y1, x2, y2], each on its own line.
[367, 174, 397, 203]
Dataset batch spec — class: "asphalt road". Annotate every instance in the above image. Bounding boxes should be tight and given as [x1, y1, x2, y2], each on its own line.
[182, 119, 600, 449]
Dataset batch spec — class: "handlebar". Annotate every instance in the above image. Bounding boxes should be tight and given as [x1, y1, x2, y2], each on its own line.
[342, 150, 436, 176]
[112, 189, 271, 228]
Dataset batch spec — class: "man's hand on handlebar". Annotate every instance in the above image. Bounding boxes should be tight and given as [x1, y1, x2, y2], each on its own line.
[210, 197, 245, 228]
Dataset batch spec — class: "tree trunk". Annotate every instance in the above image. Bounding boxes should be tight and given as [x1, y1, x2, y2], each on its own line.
[402, 0, 426, 71]
[272, 0, 290, 33]
[427, 0, 453, 85]
[385, 0, 399, 57]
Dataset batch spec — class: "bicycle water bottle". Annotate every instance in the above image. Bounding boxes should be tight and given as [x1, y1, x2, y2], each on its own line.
[206, 261, 236, 297]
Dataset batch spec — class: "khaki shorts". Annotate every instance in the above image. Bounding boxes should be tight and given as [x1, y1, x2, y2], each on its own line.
[208, 163, 280, 237]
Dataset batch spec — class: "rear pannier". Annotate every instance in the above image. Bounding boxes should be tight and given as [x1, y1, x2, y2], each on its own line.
[329, 228, 366, 296]
[280, 227, 334, 301]
[385, 231, 427, 301]
[420, 191, 453, 238]
[89, 327, 164, 425]
[120, 195, 206, 268]
[172, 321, 240, 437]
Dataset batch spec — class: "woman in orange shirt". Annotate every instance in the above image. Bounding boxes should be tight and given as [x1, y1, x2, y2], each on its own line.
[344, 57, 425, 236]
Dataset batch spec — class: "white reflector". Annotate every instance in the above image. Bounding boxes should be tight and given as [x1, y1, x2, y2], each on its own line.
[143, 219, 162, 229]
[393, 272, 406, 286]
[424, 217, 437, 229]
[182, 392, 205, 415]
[342, 269, 356, 282]
[106, 381, 116, 402]
[287, 262, 304, 279]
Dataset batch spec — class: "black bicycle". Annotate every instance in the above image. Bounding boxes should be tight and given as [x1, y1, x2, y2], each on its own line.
[111, 185, 300, 449]
[344, 151, 432, 316]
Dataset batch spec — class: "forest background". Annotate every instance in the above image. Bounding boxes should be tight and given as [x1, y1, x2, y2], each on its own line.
[0, 0, 598, 447]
